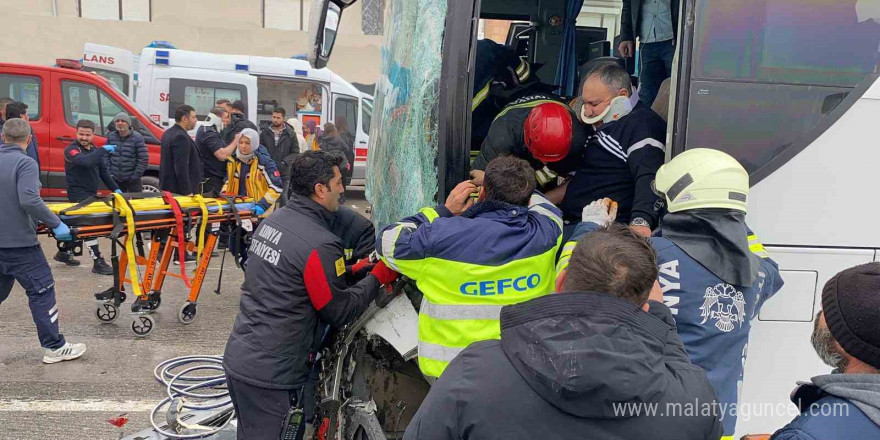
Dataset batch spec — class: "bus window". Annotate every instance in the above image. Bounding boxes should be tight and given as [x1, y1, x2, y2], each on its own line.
[683, 0, 880, 174]
[169, 78, 247, 119]
[0, 74, 41, 120]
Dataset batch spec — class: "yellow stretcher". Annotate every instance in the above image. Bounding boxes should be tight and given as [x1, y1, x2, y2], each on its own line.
[40, 192, 258, 337]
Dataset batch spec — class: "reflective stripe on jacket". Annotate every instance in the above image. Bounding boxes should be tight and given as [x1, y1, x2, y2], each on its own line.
[376, 192, 563, 378]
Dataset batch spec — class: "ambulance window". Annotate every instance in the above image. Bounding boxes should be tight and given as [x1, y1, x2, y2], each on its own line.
[361, 98, 372, 134]
[0, 74, 41, 120]
[170, 79, 246, 120]
[85, 67, 129, 97]
[333, 96, 358, 138]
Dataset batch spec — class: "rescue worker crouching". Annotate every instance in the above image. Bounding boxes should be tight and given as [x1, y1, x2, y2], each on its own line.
[222, 128, 282, 268]
[377, 156, 563, 380]
[470, 95, 590, 192]
[223, 151, 398, 440]
[559, 148, 785, 439]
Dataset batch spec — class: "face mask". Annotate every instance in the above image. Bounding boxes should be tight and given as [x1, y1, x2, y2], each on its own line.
[581, 95, 633, 125]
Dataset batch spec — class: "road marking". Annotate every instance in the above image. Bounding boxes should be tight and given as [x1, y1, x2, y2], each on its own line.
[0, 399, 156, 412]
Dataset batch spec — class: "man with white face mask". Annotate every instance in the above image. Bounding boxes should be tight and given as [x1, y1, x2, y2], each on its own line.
[196, 107, 240, 195]
[560, 63, 666, 238]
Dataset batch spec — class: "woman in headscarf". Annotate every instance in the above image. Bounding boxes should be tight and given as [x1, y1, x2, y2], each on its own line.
[334, 116, 356, 171]
[223, 128, 283, 267]
[304, 120, 322, 151]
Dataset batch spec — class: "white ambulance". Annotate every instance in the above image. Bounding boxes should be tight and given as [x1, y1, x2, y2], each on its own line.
[134, 48, 372, 184]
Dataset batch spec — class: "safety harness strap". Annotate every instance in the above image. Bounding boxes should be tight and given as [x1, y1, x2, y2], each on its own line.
[162, 191, 192, 288]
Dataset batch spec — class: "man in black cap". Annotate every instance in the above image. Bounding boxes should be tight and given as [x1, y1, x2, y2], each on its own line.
[771, 262, 880, 440]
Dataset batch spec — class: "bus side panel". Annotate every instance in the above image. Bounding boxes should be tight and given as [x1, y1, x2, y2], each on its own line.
[737, 247, 875, 436]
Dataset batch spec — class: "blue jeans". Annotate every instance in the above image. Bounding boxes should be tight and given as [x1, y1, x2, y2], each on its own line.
[0, 245, 66, 349]
[638, 40, 675, 107]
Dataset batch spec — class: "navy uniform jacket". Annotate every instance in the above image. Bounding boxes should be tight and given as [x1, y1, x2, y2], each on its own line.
[561, 221, 785, 437]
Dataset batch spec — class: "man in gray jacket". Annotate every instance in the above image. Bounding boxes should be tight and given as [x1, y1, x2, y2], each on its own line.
[106, 112, 148, 193]
[0, 119, 86, 364]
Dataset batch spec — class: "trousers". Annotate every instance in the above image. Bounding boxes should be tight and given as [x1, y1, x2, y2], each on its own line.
[0, 245, 65, 349]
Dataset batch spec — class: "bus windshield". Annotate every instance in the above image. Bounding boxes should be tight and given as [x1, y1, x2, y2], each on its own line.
[366, 0, 448, 229]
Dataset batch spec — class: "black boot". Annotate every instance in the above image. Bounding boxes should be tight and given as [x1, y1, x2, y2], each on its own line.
[54, 251, 81, 267]
[92, 257, 114, 275]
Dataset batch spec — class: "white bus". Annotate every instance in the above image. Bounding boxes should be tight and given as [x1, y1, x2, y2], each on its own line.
[308, 0, 880, 437]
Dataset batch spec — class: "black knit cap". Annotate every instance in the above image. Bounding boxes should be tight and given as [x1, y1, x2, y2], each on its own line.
[822, 262, 880, 369]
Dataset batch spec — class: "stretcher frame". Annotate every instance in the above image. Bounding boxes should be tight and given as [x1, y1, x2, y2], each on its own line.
[41, 192, 257, 337]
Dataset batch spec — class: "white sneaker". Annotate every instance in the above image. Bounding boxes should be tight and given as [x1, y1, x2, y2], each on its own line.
[42, 342, 87, 364]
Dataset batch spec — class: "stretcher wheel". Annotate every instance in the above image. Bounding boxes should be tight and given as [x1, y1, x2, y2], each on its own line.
[95, 303, 118, 323]
[131, 315, 155, 337]
[177, 302, 197, 325]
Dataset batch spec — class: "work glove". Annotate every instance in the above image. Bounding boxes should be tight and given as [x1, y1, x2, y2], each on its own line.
[370, 260, 399, 286]
[253, 205, 266, 216]
[114, 189, 124, 194]
[348, 257, 375, 278]
[582, 198, 618, 227]
[53, 222, 73, 242]
[103, 144, 117, 154]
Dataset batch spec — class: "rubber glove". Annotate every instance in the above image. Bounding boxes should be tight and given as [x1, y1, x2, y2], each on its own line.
[581, 198, 618, 227]
[253, 205, 266, 216]
[53, 222, 73, 241]
[114, 189, 123, 194]
[103, 144, 117, 154]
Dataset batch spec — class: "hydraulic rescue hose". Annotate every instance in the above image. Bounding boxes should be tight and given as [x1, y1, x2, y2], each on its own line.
[149, 355, 234, 439]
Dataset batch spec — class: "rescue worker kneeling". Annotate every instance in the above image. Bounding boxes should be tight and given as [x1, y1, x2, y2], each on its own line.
[559, 149, 785, 439]
[404, 224, 722, 440]
[222, 128, 282, 267]
[377, 156, 563, 380]
[223, 151, 398, 440]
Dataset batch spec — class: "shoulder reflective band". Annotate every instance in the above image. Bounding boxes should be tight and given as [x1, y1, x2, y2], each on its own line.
[418, 207, 440, 223]
[162, 191, 192, 288]
[111, 193, 143, 299]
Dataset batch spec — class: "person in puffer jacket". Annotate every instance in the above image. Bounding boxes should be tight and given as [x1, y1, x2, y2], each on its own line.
[106, 112, 148, 193]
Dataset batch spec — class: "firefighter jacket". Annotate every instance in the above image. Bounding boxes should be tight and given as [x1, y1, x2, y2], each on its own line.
[223, 146, 282, 211]
[559, 217, 784, 438]
[376, 192, 563, 378]
[223, 194, 382, 389]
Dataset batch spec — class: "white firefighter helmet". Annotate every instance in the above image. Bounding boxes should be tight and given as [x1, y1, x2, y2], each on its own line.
[653, 148, 749, 213]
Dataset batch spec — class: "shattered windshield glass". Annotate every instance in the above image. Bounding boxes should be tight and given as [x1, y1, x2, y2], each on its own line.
[366, 0, 448, 230]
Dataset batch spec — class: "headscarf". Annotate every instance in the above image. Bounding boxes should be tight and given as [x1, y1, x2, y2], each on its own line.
[237, 128, 259, 162]
[304, 120, 322, 151]
[288, 118, 307, 153]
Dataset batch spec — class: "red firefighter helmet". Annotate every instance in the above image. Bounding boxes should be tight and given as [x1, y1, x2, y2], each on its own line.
[523, 103, 573, 163]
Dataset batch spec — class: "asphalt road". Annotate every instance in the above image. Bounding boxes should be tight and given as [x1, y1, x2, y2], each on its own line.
[0, 189, 370, 439]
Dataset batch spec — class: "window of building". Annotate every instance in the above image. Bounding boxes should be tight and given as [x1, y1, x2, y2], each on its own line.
[264, 0, 309, 32]
[78, 0, 151, 22]
[0, 74, 41, 120]
[61, 81, 129, 135]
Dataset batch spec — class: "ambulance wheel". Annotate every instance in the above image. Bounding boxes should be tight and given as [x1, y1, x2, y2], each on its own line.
[177, 302, 197, 325]
[131, 315, 155, 337]
[95, 303, 118, 323]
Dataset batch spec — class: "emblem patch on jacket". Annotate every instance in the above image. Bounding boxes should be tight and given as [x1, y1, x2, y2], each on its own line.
[335, 257, 345, 277]
[699, 283, 746, 332]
